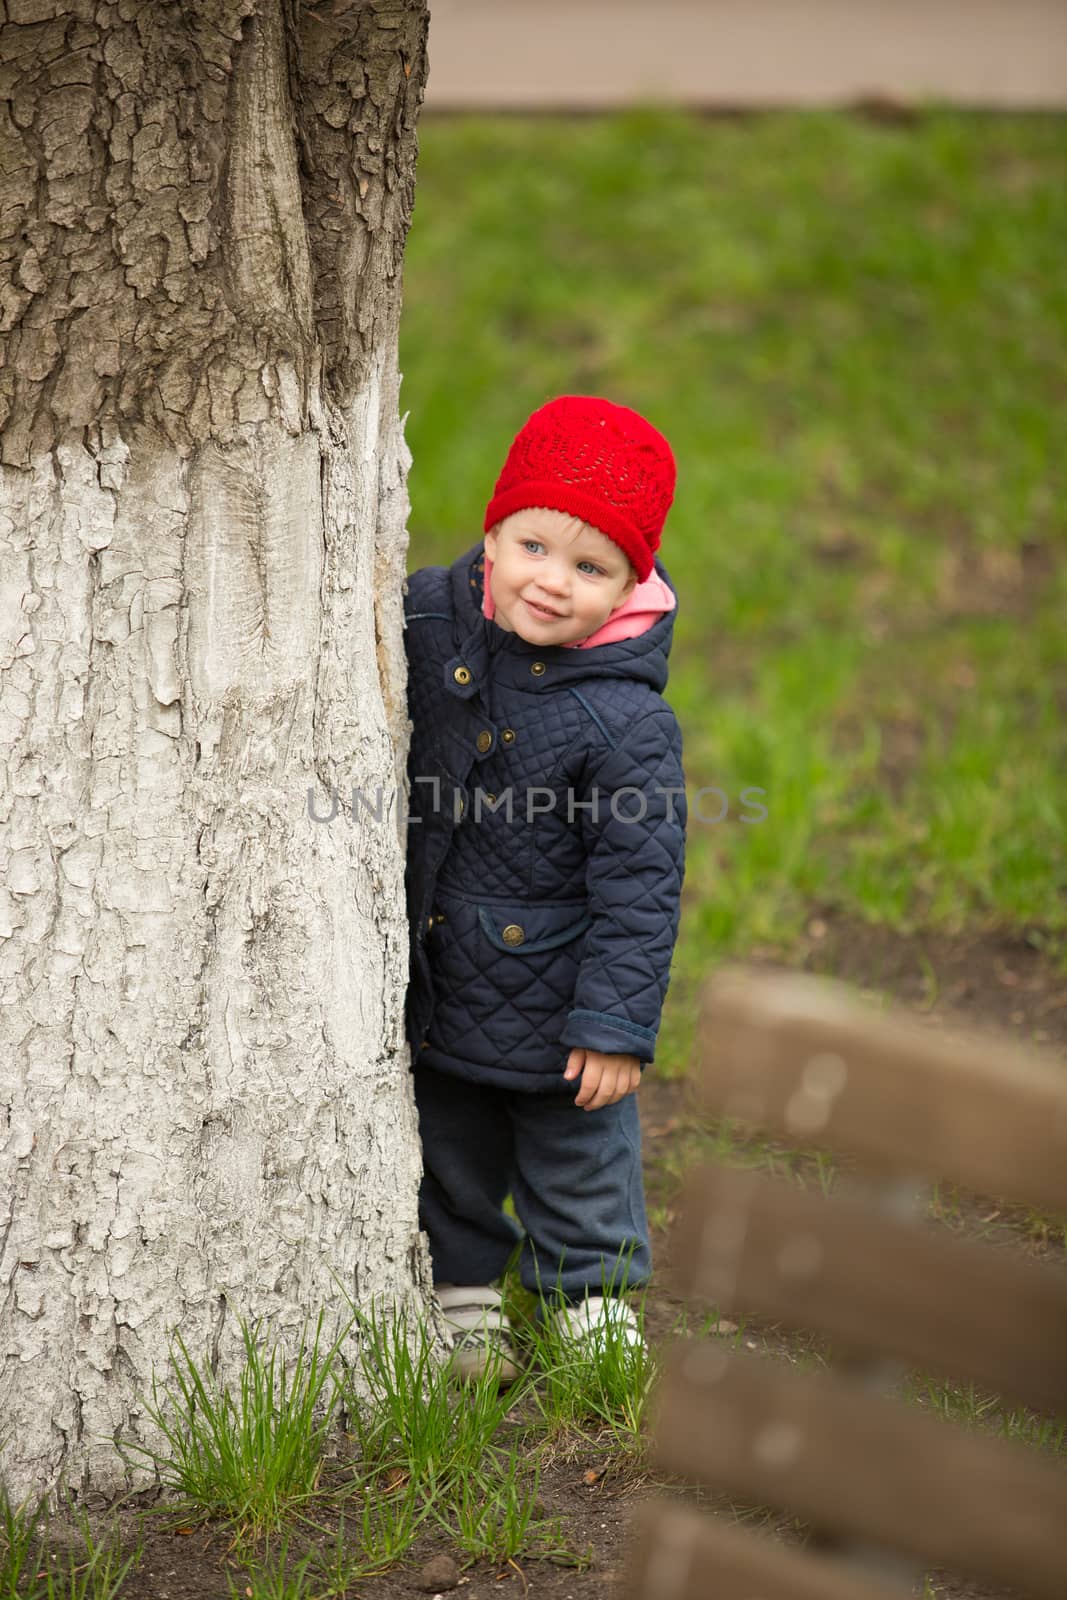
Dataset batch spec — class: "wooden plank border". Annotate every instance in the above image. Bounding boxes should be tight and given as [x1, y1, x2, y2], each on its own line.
[622, 1497, 912, 1600]
[649, 1339, 1067, 1600]
[665, 1163, 1067, 1415]
[696, 968, 1067, 1216]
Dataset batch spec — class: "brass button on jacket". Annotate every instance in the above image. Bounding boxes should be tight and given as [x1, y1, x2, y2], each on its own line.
[501, 924, 525, 947]
[476, 729, 492, 753]
[500, 728, 516, 745]
[453, 665, 472, 685]
[530, 661, 546, 676]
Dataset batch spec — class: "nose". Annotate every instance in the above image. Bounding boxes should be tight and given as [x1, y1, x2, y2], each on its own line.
[536, 559, 569, 597]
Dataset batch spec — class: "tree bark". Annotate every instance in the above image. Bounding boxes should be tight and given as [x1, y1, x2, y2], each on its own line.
[0, 0, 440, 1504]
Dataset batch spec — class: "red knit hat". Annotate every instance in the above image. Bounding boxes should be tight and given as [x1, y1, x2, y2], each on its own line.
[483, 395, 676, 582]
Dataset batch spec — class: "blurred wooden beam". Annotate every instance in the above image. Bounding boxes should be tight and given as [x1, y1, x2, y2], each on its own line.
[650, 1339, 1067, 1600]
[667, 1162, 1067, 1416]
[623, 1497, 912, 1600]
[695, 967, 1067, 1218]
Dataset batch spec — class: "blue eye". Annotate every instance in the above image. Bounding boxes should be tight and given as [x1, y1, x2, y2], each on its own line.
[578, 561, 603, 575]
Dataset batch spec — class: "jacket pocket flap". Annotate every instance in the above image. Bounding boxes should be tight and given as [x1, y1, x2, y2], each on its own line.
[478, 902, 591, 955]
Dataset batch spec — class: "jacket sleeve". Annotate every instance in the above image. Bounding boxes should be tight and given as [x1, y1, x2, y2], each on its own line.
[559, 709, 687, 1068]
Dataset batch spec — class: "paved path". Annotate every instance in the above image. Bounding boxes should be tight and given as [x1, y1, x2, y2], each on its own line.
[425, 0, 1067, 110]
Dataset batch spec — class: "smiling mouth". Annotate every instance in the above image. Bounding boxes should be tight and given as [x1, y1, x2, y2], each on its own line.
[524, 598, 564, 618]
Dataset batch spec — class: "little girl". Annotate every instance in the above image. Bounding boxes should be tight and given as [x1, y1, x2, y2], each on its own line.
[402, 394, 687, 1383]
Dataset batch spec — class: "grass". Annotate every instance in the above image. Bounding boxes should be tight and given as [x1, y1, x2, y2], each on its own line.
[399, 104, 1067, 1092]
[224, 1535, 317, 1600]
[127, 1311, 348, 1535]
[904, 1373, 1067, 1454]
[0, 1499, 138, 1600]
[106, 1283, 714, 1588]
[6, 1283, 1062, 1593]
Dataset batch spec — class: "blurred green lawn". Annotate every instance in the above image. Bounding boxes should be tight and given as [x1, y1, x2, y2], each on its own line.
[398, 107, 1067, 1074]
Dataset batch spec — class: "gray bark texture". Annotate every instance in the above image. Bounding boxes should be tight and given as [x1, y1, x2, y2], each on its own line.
[0, 0, 444, 1505]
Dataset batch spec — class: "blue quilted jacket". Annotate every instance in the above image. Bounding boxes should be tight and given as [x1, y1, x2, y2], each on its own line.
[403, 539, 687, 1092]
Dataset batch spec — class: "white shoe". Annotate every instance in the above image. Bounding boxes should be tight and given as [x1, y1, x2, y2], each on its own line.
[435, 1283, 521, 1386]
[549, 1293, 645, 1355]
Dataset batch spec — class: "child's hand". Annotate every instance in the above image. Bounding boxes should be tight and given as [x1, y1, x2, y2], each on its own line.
[563, 1048, 642, 1111]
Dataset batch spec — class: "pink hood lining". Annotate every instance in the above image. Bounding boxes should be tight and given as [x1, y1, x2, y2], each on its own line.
[480, 551, 675, 649]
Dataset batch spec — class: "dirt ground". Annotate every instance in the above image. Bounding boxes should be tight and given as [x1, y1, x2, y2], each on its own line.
[43, 912, 1062, 1600]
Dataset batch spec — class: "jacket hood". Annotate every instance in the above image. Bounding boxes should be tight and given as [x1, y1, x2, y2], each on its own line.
[449, 539, 679, 695]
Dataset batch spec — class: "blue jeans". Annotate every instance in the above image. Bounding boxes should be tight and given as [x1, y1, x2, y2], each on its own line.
[413, 1061, 653, 1320]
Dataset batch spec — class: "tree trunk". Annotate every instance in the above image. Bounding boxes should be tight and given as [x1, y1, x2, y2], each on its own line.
[0, 0, 440, 1504]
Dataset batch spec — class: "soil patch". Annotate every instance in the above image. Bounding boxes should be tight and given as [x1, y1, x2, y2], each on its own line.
[781, 913, 1067, 1055]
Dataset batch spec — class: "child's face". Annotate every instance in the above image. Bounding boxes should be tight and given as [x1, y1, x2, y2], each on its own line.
[484, 509, 638, 646]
